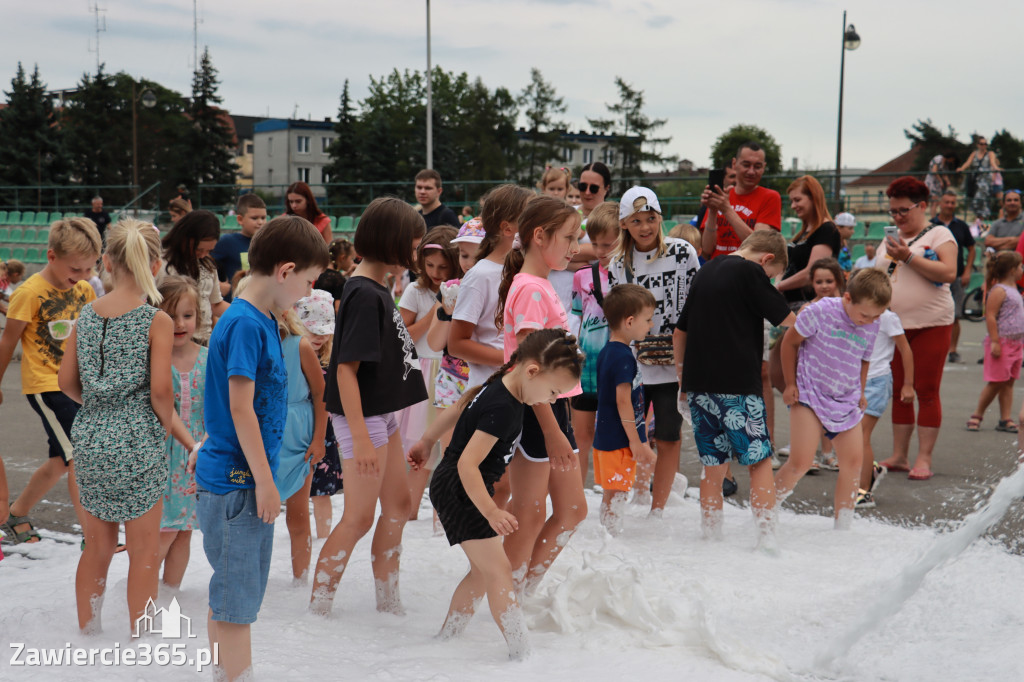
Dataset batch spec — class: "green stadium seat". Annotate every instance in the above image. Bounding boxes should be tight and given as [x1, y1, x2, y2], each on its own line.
[336, 216, 353, 231]
[7, 211, 22, 225]
[0, 211, 7, 224]
[866, 223, 887, 240]
[0, 227, 8, 242]
[24, 248, 39, 264]
[48, 211, 62, 223]
[64, 212, 77, 219]
[34, 213, 48, 226]
[21, 228, 36, 244]
[328, 216, 337, 231]
[19, 211, 35, 225]
[35, 227, 49, 244]
[8, 228, 23, 243]
[12, 247, 26, 260]
[0, 247, 10, 261]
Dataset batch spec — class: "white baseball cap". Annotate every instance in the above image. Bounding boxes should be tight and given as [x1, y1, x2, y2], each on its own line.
[834, 212, 856, 227]
[619, 186, 662, 220]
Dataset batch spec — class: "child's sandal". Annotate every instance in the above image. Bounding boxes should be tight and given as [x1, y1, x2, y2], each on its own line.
[996, 419, 1018, 433]
[966, 414, 983, 432]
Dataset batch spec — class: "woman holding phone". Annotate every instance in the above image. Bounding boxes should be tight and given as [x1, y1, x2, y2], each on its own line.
[874, 176, 957, 481]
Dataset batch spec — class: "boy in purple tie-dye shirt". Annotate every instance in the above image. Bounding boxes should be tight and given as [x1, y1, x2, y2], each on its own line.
[776, 269, 892, 528]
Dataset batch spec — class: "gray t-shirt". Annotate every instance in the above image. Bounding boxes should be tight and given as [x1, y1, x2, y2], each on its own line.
[989, 215, 1024, 241]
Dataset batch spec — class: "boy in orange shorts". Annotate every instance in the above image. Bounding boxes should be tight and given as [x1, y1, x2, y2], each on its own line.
[592, 284, 657, 534]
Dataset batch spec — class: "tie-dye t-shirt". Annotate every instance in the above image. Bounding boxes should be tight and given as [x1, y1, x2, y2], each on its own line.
[794, 296, 879, 432]
[502, 272, 581, 398]
[570, 264, 610, 395]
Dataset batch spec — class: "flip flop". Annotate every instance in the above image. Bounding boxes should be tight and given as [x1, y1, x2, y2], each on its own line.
[908, 468, 933, 481]
[880, 462, 910, 473]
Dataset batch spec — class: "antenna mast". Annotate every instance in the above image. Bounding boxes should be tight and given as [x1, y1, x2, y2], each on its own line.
[88, 1, 107, 72]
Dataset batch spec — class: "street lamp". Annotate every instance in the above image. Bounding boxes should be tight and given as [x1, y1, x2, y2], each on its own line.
[132, 81, 157, 194]
[425, 0, 433, 169]
[833, 11, 860, 204]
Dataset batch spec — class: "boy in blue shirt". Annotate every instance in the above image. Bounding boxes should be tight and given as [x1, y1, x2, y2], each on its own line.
[213, 193, 267, 300]
[195, 214, 328, 681]
[592, 284, 657, 534]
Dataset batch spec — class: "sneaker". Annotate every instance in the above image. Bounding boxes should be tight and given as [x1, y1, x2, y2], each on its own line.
[777, 444, 791, 457]
[870, 463, 887, 493]
[771, 454, 782, 470]
[820, 454, 840, 471]
[855, 489, 876, 509]
[722, 476, 738, 497]
[948, 352, 961, 364]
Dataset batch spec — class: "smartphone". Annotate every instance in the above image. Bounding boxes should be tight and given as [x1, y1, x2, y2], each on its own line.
[708, 169, 726, 191]
[883, 225, 899, 241]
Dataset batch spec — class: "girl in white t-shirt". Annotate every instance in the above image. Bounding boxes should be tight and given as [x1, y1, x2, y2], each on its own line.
[399, 225, 458, 520]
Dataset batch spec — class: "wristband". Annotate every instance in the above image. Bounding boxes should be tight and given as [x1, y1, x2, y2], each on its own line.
[904, 252, 915, 265]
[436, 307, 452, 322]
[190, 442, 202, 456]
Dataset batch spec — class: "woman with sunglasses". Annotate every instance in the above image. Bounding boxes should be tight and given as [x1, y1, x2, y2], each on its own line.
[957, 137, 1002, 221]
[874, 177, 957, 481]
[549, 163, 610, 317]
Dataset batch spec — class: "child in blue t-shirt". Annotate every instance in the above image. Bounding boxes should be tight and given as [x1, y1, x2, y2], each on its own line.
[195, 216, 328, 682]
[592, 284, 658, 534]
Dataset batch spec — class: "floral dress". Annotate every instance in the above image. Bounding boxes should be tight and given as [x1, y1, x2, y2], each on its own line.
[969, 152, 993, 220]
[161, 346, 207, 531]
[71, 304, 167, 522]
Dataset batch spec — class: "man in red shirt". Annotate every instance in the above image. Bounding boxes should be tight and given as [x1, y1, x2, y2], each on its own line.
[700, 142, 782, 260]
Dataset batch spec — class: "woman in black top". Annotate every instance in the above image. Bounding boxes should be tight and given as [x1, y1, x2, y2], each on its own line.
[775, 175, 841, 304]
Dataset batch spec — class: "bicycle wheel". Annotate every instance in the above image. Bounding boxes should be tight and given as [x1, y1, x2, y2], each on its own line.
[962, 286, 984, 322]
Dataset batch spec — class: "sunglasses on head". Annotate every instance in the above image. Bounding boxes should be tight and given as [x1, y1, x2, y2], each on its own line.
[1006, 189, 1022, 196]
[577, 181, 602, 194]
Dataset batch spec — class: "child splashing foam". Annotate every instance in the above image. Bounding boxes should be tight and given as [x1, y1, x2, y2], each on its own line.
[494, 196, 586, 594]
[775, 269, 892, 529]
[310, 197, 427, 616]
[410, 328, 583, 659]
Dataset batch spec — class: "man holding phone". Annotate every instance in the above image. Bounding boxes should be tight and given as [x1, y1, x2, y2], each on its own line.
[700, 141, 782, 260]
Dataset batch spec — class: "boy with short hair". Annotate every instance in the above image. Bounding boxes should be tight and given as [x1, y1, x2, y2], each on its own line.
[5, 258, 25, 289]
[414, 169, 460, 228]
[0, 218, 102, 545]
[673, 230, 795, 546]
[592, 283, 658, 534]
[196, 215, 328, 681]
[213, 193, 267, 299]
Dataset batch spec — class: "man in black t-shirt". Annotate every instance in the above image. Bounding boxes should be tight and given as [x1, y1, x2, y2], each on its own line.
[931, 190, 975, 363]
[414, 169, 460, 228]
[82, 196, 112, 242]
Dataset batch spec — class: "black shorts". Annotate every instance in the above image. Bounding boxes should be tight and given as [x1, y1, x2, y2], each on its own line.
[518, 397, 577, 462]
[26, 391, 79, 464]
[644, 381, 683, 442]
[570, 392, 598, 412]
[430, 467, 496, 546]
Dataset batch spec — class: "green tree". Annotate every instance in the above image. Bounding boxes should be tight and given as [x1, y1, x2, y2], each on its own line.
[324, 80, 366, 211]
[903, 118, 971, 173]
[358, 68, 427, 198]
[710, 123, 783, 174]
[588, 77, 674, 191]
[0, 63, 69, 207]
[186, 48, 238, 207]
[517, 68, 569, 182]
[989, 129, 1024, 192]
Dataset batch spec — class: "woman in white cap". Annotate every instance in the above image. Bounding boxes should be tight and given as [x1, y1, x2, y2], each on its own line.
[606, 186, 700, 515]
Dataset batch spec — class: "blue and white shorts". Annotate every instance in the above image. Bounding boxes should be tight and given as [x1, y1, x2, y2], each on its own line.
[688, 392, 773, 466]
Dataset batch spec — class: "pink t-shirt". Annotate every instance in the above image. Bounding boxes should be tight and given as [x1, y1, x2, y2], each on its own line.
[502, 272, 582, 397]
[874, 225, 956, 329]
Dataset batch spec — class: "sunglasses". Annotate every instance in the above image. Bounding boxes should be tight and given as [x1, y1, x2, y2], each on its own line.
[48, 319, 76, 341]
[1006, 189, 1021, 196]
[577, 181, 603, 194]
[887, 206, 917, 218]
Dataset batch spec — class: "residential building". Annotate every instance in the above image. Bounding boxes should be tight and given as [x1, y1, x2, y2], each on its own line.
[252, 118, 336, 196]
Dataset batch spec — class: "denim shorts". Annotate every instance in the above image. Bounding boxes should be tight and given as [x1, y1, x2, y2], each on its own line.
[197, 486, 274, 625]
[331, 412, 399, 460]
[689, 392, 773, 466]
[864, 374, 893, 418]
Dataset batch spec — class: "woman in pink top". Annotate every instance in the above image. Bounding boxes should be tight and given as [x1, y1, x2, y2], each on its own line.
[874, 177, 957, 480]
[285, 181, 332, 243]
[495, 196, 584, 594]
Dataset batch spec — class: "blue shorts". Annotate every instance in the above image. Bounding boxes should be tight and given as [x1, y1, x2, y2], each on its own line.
[197, 486, 274, 625]
[688, 392, 773, 466]
[864, 374, 893, 418]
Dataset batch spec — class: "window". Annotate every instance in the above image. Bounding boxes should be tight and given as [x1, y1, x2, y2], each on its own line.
[268, 137, 273, 156]
[322, 137, 332, 154]
[268, 168, 273, 184]
[297, 167, 310, 183]
[244, 141, 253, 155]
[602, 148, 615, 166]
[562, 147, 574, 163]
[582, 148, 593, 165]
[297, 136, 310, 154]
[321, 168, 331, 184]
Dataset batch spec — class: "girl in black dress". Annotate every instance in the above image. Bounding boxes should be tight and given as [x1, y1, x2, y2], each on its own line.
[409, 328, 582, 659]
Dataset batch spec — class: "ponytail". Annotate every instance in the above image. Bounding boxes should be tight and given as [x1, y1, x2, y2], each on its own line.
[105, 219, 163, 304]
[494, 245, 526, 329]
[475, 184, 533, 261]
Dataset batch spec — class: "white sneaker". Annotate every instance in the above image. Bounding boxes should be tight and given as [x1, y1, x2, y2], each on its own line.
[777, 444, 790, 457]
[771, 455, 782, 470]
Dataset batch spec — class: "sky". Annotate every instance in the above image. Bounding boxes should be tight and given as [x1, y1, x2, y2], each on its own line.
[4, 0, 1023, 174]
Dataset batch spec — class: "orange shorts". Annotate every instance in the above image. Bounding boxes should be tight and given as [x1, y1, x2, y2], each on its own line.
[593, 447, 637, 492]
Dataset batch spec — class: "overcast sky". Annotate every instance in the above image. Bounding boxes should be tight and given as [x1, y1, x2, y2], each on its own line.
[6, 0, 1023, 173]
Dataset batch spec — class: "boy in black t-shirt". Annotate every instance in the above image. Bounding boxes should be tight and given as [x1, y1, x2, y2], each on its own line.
[592, 284, 657, 534]
[673, 231, 795, 548]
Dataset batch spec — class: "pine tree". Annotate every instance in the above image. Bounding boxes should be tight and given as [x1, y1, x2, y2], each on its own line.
[62, 65, 128, 197]
[0, 63, 69, 206]
[517, 68, 568, 182]
[324, 80, 365, 210]
[187, 48, 237, 207]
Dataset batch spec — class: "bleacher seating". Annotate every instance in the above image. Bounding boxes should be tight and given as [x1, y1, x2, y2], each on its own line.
[35, 227, 48, 244]
[7, 211, 22, 225]
[8, 228, 23, 243]
[336, 216, 353, 231]
[21, 228, 36, 244]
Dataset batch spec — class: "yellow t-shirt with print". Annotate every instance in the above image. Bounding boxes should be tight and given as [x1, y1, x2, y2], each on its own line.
[7, 274, 96, 394]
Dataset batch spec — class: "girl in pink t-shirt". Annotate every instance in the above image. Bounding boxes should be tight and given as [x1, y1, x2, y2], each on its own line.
[495, 196, 584, 593]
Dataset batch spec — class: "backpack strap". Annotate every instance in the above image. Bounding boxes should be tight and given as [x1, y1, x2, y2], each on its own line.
[591, 261, 604, 307]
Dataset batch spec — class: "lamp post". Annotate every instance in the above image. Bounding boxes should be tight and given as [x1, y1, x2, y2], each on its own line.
[425, 0, 433, 169]
[132, 81, 157, 195]
[833, 11, 860, 205]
